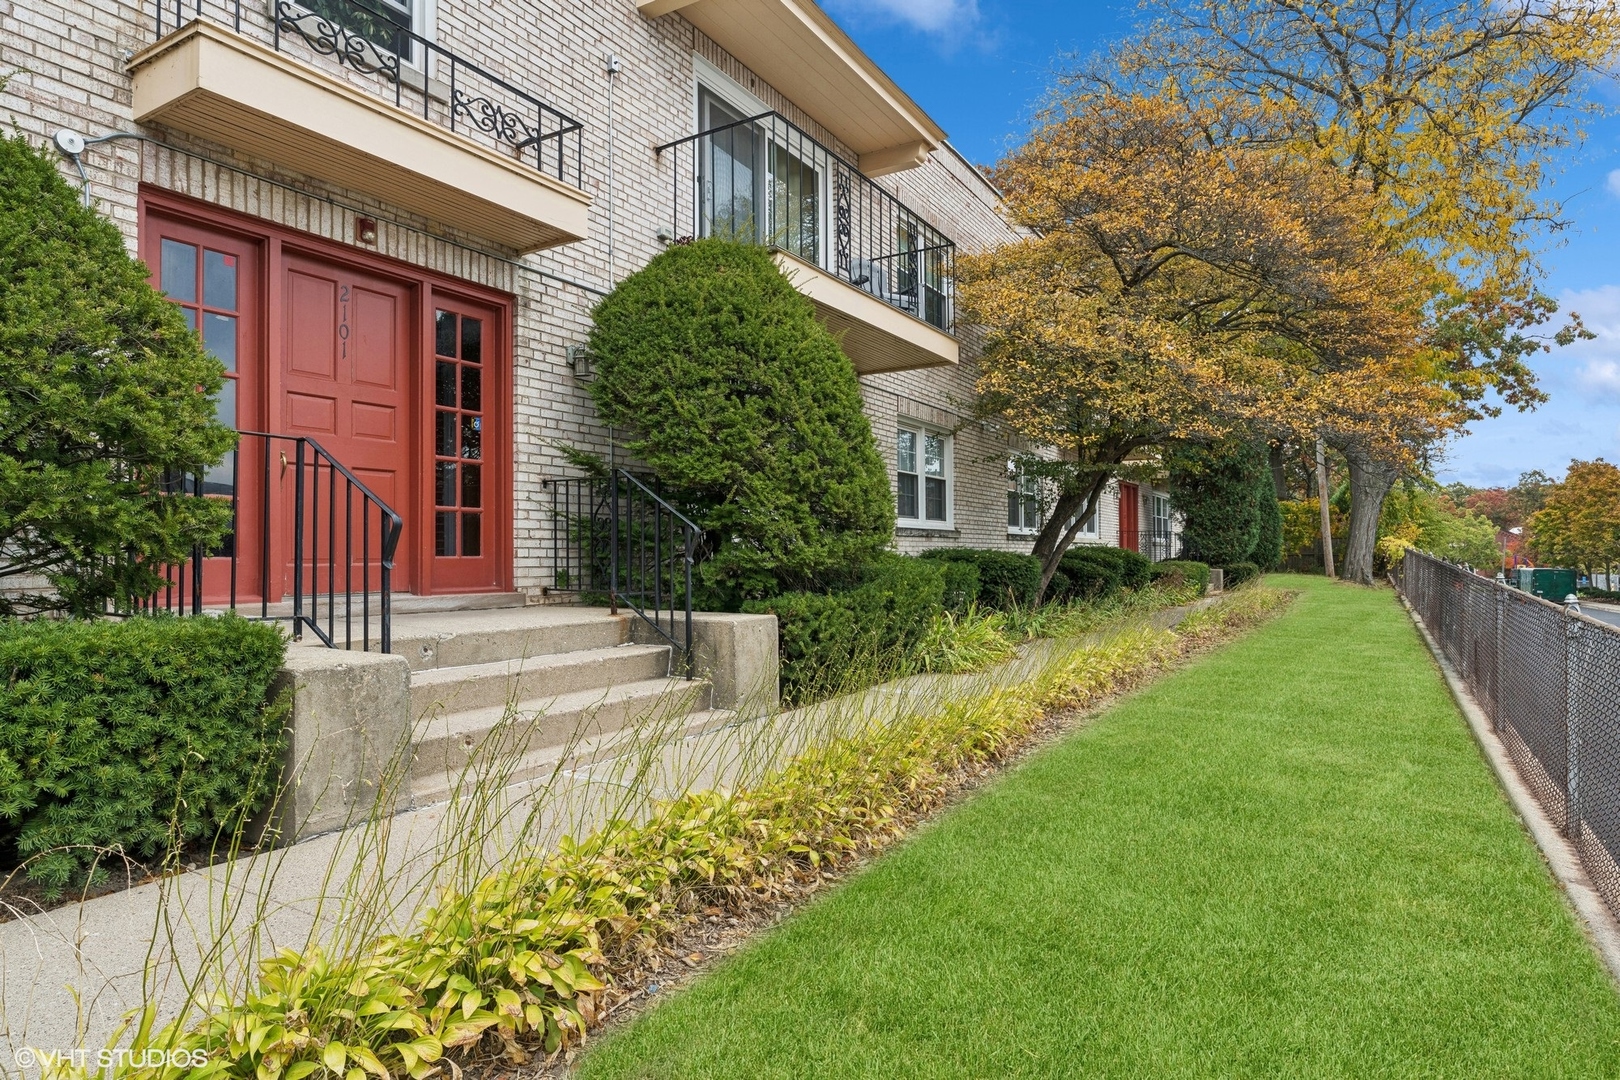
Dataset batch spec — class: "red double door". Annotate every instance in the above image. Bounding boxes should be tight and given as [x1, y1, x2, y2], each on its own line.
[141, 193, 510, 601]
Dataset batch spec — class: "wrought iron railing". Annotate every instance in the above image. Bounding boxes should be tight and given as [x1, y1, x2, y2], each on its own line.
[1114, 523, 1179, 563]
[119, 431, 404, 652]
[151, 0, 584, 185]
[542, 470, 697, 678]
[657, 112, 955, 332]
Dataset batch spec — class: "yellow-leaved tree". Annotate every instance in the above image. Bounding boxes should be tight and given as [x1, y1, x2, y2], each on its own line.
[958, 92, 1441, 596]
[1082, 0, 1620, 581]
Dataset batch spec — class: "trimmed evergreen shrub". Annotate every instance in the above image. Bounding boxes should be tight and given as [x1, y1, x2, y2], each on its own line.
[917, 548, 1042, 610]
[744, 554, 946, 705]
[587, 240, 894, 606]
[1223, 561, 1261, 587]
[1169, 440, 1271, 569]
[0, 131, 237, 615]
[0, 614, 288, 891]
[1150, 559, 1211, 594]
[1252, 473, 1284, 571]
[938, 560, 981, 614]
[1056, 546, 1122, 600]
[1116, 548, 1153, 590]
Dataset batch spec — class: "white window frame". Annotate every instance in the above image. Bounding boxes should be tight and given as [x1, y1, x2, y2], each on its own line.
[1007, 465, 1041, 536]
[897, 422, 953, 529]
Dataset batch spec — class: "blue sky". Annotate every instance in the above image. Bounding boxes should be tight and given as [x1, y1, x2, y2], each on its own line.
[822, 0, 1620, 489]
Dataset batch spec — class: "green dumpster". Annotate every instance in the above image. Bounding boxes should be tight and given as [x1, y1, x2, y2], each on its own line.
[1512, 567, 1579, 601]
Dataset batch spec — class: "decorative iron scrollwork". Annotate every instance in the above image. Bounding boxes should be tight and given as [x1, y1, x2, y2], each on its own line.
[452, 89, 541, 151]
[834, 168, 852, 275]
[274, 1, 401, 82]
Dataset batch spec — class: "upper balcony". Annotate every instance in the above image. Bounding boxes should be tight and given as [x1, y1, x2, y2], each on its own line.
[638, 0, 945, 177]
[657, 111, 958, 375]
[127, 0, 590, 252]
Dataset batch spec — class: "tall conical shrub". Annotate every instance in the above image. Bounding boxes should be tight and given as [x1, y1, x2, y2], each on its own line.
[588, 240, 894, 606]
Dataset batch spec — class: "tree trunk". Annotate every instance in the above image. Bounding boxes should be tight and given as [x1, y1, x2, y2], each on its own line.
[1269, 441, 1289, 500]
[1338, 444, 1398, 586]
[1030, 474, 1112, 602]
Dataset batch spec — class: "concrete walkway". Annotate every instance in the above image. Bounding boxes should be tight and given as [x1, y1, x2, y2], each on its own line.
[0, 601, 1205, 1059]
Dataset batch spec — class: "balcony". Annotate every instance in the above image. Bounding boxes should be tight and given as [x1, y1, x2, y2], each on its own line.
[128, 0, 590, 252]
[657, 111, 959, 375]
[637, 0, 944, 177]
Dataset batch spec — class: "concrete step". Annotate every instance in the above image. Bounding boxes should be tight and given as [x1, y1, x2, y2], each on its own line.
[408, 676, 714, 804]
[409, 643, 673, 721]
[386, 606, 630, 671]
[408, 704, 738, 809]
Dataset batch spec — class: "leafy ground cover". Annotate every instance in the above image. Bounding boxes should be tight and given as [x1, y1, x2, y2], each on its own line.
[579, 575, 1620, 1079]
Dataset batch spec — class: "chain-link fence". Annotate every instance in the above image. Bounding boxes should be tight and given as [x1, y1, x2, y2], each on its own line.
[1395, 548, 1620, 917]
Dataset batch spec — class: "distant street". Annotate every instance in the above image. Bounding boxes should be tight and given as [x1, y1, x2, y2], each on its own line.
[1584, 604, 1620, 630]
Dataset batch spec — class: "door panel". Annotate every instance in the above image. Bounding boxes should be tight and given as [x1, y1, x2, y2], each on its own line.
[281, 252, 416, 593]
[142, 214, 264, 604]
[425, 295, 504, 592]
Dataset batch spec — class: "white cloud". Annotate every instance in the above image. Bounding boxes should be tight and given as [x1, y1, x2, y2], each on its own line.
[825, 0, 979, 35]
[1607, 168, 1620, 199]
[1558, 285, 1620, 397]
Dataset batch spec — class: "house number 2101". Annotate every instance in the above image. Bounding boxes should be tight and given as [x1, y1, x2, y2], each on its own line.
[338, 284, 351, 359]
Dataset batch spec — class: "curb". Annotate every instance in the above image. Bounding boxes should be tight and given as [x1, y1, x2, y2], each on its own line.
[1396, 591, 1620, 986]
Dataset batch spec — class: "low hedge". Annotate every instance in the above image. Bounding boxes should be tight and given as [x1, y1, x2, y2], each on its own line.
[1222, 561, 1261, 587]
[917, 548, 1041, 610]
[745, 554, 946, 705]
[1052, 546, 1153, 602]
[0, 613, 289, 891]
[1150, 560, 1210, 595]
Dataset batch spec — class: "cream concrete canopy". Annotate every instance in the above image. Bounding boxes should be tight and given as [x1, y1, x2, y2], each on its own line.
[638, 0, 945, 177]
[773, 251, 958, 375]
[128, 21, 591, 254]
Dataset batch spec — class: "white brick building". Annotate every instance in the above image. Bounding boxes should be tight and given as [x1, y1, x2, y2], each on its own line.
[0, 0, 1178, 609]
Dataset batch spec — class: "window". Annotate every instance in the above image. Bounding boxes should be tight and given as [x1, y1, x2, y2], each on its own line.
[698, 83, 822, 264]
[897, 424, 949, 526]
[1150, 493, 1173, 560]
[298, 0, 425, 67]
[1008, 471, 1041, 534]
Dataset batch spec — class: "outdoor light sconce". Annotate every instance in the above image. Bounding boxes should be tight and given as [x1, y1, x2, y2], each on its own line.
[566, 344, 594, 381]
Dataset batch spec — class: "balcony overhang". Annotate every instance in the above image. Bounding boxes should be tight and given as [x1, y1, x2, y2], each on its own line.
[127, 21, 590, 253]
[638, 0, 945, 177]
[773, 250, 958, 375]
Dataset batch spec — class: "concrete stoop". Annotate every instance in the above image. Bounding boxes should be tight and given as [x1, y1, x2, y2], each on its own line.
[276, 603, 778, 837]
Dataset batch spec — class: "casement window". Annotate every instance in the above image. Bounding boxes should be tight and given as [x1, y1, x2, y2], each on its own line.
[1007, 470, 1041, 535]
[897, 424, 950, 526]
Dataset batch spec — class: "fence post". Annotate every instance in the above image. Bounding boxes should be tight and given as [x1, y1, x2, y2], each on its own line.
[1566, 596, 1582, 841]
[1493, 586, 1505, 733]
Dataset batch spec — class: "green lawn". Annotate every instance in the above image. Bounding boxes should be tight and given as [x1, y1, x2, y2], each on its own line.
[578, 576, 1620, 1079]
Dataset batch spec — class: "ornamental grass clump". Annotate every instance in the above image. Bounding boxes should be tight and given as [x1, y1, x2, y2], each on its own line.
[62, 589, 1293, 1080]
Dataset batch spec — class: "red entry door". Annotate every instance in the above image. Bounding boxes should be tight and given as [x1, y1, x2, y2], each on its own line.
[1119, 482, 1140, 553]
[280, 252, 417, 593]
[143, 214, 265, 604]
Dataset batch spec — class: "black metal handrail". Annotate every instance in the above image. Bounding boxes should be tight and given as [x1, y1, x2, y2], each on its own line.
[119, 430, 404, 652]
[657, 111, 955, 332]
[542, 471, 697, 678]
[151, 0, 584, 186]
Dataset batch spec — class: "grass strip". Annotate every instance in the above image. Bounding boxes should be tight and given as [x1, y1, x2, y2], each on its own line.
[579, 576, 1620, 1079]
